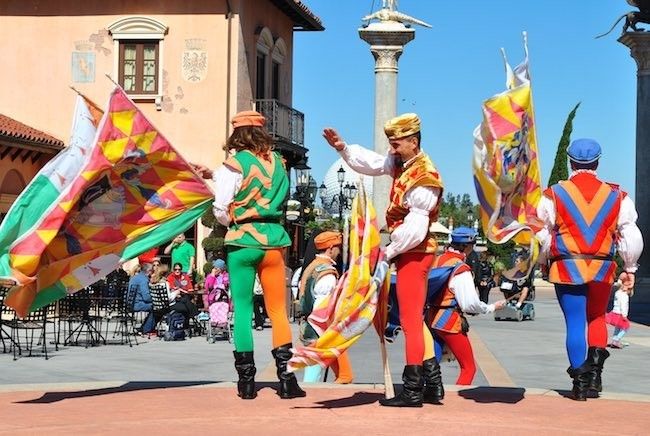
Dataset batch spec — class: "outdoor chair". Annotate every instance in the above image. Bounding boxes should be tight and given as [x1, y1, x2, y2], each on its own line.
[150, 283, 170, 336]
[7, 304, 56, 360]
[0, 286, 19, 353]
[57, 288, 105, 347]
[107, 284, 139, 347]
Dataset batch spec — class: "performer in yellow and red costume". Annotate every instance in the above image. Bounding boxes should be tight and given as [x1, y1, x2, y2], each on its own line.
[323, 113, 444, 407]
[537, 138, 642, 401]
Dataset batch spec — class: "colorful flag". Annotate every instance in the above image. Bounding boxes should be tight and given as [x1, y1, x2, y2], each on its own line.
[288, 184, 390, 372]
[1, 87, 213, 316]
[473, 32, 542, 278]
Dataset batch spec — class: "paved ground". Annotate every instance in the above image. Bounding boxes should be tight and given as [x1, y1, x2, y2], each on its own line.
[1, 283, 649, 434]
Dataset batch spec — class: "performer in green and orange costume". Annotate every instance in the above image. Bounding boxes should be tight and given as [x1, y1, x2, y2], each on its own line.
[197, 110, 305, 400]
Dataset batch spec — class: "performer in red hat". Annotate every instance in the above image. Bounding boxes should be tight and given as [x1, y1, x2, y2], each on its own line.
[537, 138, 642, 401]
[324, 113, 443, 407]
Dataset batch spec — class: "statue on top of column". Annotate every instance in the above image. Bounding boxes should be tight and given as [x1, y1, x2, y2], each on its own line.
[596, 0, 650, 38]
[362, 0, 432, 28]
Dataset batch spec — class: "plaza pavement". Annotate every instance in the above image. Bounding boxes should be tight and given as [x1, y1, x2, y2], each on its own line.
[1, 283, 649, 434]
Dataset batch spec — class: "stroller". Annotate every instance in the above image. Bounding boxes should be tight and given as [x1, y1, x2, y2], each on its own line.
[205, 286, 233, 343]
[494, 252, 536, 322]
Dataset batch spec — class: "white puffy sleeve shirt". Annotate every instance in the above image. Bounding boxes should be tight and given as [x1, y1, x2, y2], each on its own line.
[445, 251, 496, 315]
[339, 144, 441, 261]
[310, 256, 338, 309]
[212, 165, 243, 227]
[536, 188, 643, 273]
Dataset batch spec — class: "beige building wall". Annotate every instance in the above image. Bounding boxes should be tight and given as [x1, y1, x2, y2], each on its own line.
[0, 0, 303, 271]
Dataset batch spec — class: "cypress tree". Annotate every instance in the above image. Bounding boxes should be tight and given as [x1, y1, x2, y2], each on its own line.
[548, 102, 580, 186]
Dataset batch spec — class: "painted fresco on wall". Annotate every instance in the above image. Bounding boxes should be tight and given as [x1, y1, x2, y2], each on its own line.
[182, 39, 208, 82]
[72, 52, 95, 83]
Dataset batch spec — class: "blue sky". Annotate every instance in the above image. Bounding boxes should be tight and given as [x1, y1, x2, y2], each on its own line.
[292, 0, 638, 201]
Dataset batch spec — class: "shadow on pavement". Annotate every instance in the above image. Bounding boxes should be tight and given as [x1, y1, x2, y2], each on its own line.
[457, 386, 525, 403]
[15, 380, 216, 404]
[294, 391, 384, 409]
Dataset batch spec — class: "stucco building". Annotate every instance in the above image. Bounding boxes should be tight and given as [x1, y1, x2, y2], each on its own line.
[0, 0, 323, 269]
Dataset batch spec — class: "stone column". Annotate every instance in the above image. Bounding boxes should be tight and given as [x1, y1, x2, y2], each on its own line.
[619, 33, 650, 280]
[359, 22, 415, 230]
[620, 33, 650, 323]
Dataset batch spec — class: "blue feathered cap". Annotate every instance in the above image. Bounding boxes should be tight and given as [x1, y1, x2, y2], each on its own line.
[451, 226, 477, 244]
[212, 259, 226, 270]
[567, 138, 601, 164]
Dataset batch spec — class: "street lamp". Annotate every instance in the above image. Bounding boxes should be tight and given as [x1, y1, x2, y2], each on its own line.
[292, 159, 314, 261]
[319, 166, 357, 226]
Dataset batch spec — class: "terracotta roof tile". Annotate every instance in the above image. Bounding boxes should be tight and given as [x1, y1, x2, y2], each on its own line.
[293, 1, 323, 28]
[0, 113, 64, 147]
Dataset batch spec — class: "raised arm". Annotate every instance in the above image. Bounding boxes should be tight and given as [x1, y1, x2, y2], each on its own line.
[323, 128, 394, 176]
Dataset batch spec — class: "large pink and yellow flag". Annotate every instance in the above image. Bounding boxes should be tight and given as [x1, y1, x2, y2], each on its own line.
[288, 184, 390, 372]
[1, 87, 213, 316]
[473, 33, 542, 278]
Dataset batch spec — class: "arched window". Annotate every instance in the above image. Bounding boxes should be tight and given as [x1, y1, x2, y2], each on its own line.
[271, 38, 287, 100]
[255, 27, 274, 99]
[108, 17, 168, 100]
[0, 169, 26, 196]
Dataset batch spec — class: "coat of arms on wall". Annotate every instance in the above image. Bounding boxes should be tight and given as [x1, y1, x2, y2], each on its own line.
[182, 39, 208, 82]
[72, 40, 96, 83]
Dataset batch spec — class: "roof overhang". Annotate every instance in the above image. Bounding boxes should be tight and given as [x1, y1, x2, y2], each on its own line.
[269, 0, 324, 31]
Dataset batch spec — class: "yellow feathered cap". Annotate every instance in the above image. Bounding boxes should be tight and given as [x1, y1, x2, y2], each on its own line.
[384, 113, 421, 139]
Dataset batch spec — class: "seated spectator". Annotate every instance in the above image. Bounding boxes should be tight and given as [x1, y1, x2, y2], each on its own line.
[166, 262, 199, 325]
[167, 262, 194, 295]
[128, 263, 156, 334]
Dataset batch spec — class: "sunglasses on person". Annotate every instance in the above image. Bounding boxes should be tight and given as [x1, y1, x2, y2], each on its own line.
[174, 268, 182, 272]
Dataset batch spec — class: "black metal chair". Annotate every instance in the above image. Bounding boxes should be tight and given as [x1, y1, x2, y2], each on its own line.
[7, 304, 56, 360]
[150, 283, 170, 336]
[110, 284, 139, 347]
[0, 286, 19, 353]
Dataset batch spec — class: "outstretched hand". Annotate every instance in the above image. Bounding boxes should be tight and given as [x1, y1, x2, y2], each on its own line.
[323, 128, 346, 151]
[191, 163, 213, 180]
[493, 299, 507, 310]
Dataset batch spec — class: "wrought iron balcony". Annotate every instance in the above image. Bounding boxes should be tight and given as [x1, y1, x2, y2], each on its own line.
[254, 99, 305, 150]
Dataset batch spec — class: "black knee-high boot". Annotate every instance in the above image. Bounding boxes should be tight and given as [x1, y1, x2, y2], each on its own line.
[567, 363, 591, 401]
[379, 365, 424, 407]
[422, 358, 444, 403]
[233, 351, 256, 399]
[271, 343, 306, 399]
[586, 346, 610, 394]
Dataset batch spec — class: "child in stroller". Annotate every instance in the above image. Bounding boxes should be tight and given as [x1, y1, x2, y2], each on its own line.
[203, 260, 232, 342]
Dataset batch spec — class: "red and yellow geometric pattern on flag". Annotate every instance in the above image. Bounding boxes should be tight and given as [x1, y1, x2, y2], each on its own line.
[288, 183, 390, 372]
[5, 87, 213, 316]
[473, 36, 542, 279]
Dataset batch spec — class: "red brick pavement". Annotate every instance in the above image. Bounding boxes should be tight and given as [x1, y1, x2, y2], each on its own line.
[0, 384, 647, 435]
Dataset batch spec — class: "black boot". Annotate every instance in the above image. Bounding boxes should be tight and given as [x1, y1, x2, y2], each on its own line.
[567, 363, 591, 401]
[272, 343, 306, 399]
[422, 358, 444, 403]
[586, 347, 610, 395]
[233, 351, 257, 399]
[379, 365, 424, 408]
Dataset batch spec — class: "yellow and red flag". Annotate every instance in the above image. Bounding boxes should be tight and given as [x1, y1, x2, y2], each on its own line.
[473, 33, 542, 278]
[1, 87, 213, 316]
[288, 184, 390, 372]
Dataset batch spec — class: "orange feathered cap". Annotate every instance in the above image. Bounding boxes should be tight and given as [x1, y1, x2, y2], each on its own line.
[231, 110, 266, 128]
[314, 231, 343, 250]
[384, 113, 421, 139]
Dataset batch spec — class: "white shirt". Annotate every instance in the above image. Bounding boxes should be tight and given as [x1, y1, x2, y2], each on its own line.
[536, 171, 643, 272]
[212, 164, 243, 227]
[290, 267, 303, 300]
[339, 144, 441, 261]
[446, 249, 496, 314]
[310, 255, 338, 310]
[612, 288, 630, 318]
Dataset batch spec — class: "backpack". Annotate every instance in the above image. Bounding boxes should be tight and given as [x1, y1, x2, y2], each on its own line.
[164, 311, 186, 341]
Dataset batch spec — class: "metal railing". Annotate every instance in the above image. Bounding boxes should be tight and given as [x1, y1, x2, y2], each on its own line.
[254, 99, 304, 147]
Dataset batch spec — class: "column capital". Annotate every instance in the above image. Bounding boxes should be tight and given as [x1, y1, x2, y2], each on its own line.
[619, 32, 650, 76]
[369, 46, 404, 73]
[359, 22, 415, 73]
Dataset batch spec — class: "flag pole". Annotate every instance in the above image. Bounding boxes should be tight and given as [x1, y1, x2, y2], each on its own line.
[380, 336, 394, 398]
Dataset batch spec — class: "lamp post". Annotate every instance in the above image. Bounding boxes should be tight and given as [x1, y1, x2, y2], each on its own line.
[292, 159, 316, 260]
[318, 166, 357, 228]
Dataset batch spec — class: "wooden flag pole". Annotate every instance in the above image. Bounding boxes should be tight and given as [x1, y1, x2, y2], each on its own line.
[380, 338, 394, 398]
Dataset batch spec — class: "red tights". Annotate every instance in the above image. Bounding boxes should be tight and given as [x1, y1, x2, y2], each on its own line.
[396, 252, 436, 365]
[436, 330, 476, 385]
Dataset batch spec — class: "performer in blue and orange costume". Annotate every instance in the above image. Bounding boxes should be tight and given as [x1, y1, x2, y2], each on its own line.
[537, 138, 643, 401]
[427, 227, 505, 386]
[323, 113, 444, 407]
